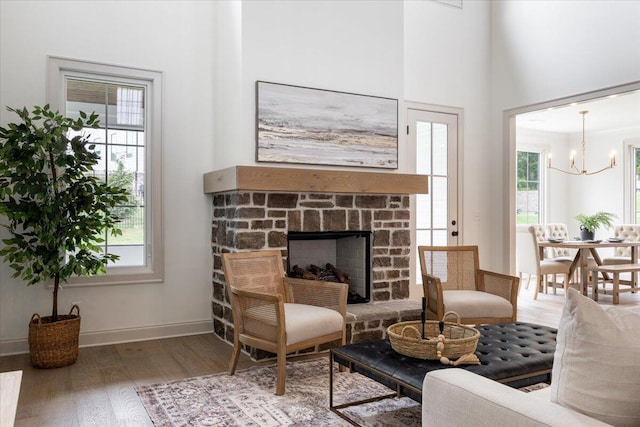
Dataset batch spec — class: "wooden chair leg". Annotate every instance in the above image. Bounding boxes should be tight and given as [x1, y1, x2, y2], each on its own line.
[613, 273, 620, 305]
[228, 340, 241, 375]
[518, 273, 523, 294]
[338, 334, 346, 372]
[592, 270, 599, 301]
[534, 274, 541, 300]
[275, 349, 286, 396]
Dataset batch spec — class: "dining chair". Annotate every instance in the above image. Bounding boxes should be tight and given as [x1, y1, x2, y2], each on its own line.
[599, 224, 640, 291]
[418, 245, 519, 325]
[602, 224, 640, 265]
[545, 223, 574, 262]
[519, 225, 572, 299]
[222, 250, 347, 395]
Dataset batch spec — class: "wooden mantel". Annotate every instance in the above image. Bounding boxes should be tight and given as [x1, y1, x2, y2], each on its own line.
[203, 166, 428, 195]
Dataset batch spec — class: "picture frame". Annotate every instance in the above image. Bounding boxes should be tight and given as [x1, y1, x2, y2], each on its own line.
[256, 81, 398, 169]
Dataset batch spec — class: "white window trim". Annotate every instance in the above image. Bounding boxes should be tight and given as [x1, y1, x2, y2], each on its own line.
[624, 139, 640, 223]
[47, 56, 164, 285]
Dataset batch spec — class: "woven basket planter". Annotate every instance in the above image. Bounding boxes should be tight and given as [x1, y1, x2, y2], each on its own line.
[28, 305, 80, 368]
[387, 311, 479, 360]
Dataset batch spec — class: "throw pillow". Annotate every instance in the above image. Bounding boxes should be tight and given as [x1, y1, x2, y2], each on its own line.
[550, 288, 640, 426]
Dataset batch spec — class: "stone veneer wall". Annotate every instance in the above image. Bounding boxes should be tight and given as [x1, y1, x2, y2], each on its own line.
[210, 190, 412, 357]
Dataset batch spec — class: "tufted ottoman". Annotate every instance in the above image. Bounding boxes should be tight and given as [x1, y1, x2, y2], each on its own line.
[329, 322, 556, 424]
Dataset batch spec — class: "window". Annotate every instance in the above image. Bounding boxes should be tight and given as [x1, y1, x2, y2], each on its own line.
[516, 150, 541, 224]
[48, 57, 163, 284]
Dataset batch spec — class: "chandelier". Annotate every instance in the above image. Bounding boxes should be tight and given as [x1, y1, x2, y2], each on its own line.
[547, 110, 616, 176]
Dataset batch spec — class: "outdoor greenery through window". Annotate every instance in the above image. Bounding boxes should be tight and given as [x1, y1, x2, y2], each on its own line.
[66, 79, 145, 267]
[516, 151, 541, 224]
[50, 56, 163, 284]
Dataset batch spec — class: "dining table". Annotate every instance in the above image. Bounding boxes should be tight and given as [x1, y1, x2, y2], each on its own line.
[537, 239, 640, 296]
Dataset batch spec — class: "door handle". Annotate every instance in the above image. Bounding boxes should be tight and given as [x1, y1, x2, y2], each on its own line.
[451, 231, 459, 236]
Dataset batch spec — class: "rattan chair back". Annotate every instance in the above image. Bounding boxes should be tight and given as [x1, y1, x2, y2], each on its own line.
[222, 250, 288, 300]
[419, 245, 479, 291]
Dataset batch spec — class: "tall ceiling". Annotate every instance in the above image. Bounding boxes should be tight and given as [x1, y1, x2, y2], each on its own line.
[516, 89, 640, 134]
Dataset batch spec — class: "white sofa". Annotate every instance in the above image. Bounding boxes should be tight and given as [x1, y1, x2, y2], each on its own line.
[422, 369, 610, 426]
[422, 289, 640, 427]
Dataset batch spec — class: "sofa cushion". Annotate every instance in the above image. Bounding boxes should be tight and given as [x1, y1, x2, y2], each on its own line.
[423, 368, 610, 426]
[550, 288, 640, 426]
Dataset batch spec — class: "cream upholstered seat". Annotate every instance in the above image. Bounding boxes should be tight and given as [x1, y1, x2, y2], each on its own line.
[222, 250, 347, 395]
[523, 225, 571, 299]
[418, 245, 519, 325]
[602, 224, 640, 265]
[516, 224, 538, 291]
[545, 223, 574, 262]
[599, 224, 640, 289]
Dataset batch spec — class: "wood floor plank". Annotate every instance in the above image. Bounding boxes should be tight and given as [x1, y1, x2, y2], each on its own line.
[99, 365, 153, 427]
[70, 348, 120, 426]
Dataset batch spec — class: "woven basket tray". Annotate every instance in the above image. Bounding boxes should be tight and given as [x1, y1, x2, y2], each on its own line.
[387, 311, 479, 360]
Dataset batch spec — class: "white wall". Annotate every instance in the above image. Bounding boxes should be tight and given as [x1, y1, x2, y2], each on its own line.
[404, 0, 491, 250]
[491, 0, 640, 272]
[216, 0, 406, 170]
[0, 1, 217, 353]
[565, 129, 640, 233]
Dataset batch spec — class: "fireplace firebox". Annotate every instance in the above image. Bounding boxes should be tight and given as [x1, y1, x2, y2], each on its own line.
[287, 231, 371, 304]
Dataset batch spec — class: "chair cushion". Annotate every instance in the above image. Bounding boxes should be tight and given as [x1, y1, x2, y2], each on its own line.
[284, 303, 343, 345]
[550, 288, 640, 426]
[539, 260, 570, 274]
[442, 290, 513, 319]
[602, 256, 634, 265]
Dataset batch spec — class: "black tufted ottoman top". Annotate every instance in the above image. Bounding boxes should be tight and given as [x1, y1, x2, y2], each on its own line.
[331, 322, 557, 402]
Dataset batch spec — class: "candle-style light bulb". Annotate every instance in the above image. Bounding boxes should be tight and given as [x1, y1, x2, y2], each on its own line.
[570, 150, 576, 168]
[610, 151, 617, 167]
[548, 153, 552, 168]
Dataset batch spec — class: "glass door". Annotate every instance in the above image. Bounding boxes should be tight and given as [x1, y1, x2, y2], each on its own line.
[409, 108, 459, 251]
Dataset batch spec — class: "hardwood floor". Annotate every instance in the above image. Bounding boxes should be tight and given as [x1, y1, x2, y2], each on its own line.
[2, 284, 639, 426]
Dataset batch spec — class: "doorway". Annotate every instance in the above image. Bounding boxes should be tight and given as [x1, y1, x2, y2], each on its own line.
[408, 105, 461, 287]
[506, 82, 640, 275]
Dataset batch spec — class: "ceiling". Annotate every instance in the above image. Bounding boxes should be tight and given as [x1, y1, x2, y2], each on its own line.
[516, 89, 640, 134]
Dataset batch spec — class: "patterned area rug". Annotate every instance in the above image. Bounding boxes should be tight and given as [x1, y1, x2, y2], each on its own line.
[136, 357, 421, 426]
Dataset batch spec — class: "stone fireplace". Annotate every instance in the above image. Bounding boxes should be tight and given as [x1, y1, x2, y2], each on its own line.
[204, 166, 428, 357]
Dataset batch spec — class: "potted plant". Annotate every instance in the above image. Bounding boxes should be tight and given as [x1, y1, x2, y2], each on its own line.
[0, 105, 129, 368]
[574, 211, 617, 241]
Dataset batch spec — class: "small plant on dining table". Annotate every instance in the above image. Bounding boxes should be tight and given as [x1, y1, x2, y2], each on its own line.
[575, 211, 617, 240]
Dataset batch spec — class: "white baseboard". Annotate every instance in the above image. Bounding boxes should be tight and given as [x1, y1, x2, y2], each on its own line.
[0, 320, 213, 356]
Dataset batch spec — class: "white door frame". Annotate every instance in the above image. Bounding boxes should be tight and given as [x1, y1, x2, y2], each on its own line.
[406, 101, 463, 292]
[504, 81, 640, 275]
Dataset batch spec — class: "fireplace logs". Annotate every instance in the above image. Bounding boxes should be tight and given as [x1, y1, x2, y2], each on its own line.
[289, 263, 368, 303]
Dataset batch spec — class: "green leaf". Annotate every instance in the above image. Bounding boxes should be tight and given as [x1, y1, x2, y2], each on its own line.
[0, 105, 128, 315]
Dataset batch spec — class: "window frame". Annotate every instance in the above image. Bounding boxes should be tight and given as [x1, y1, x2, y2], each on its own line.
[47, 56, 164, 285]
[625, 140, 640, 223]
[515, 144, 548, 225]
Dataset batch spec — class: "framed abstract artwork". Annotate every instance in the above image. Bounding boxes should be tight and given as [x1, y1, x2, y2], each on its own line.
[256, 81, 398, 169]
